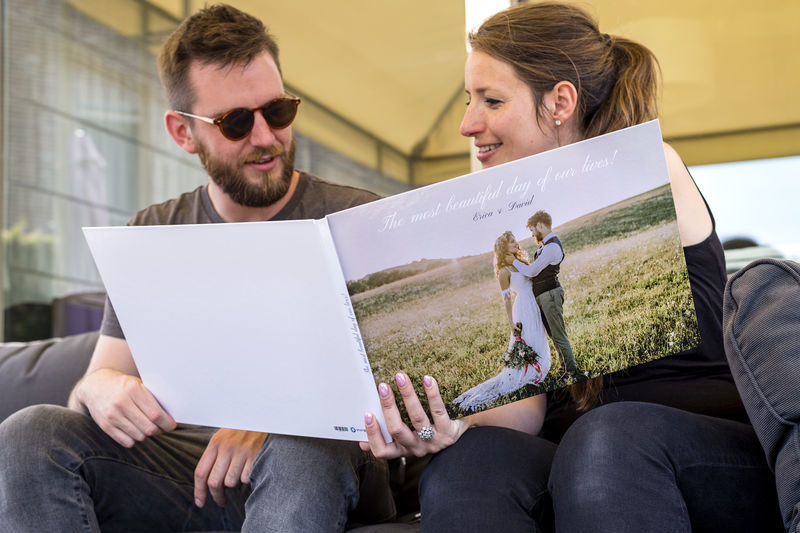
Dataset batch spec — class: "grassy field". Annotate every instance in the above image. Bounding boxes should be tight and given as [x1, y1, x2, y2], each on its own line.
[351, 185, 700, 417]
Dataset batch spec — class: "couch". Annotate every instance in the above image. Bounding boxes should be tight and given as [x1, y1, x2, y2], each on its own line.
[0, 330, 422, 531]
[0, 330, 98, 420]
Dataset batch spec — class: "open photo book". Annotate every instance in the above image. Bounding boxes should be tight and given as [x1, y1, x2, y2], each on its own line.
[83, 120, 699, 442]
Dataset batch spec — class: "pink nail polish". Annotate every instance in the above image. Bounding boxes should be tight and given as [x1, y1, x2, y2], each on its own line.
[378, 382, 390, 398]
[365, 412, 374, 425]
[395, 373, 407, 387]
[423, 375, 433, 388]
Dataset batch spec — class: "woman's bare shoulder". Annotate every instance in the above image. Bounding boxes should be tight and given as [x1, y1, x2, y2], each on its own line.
[662, 142, 712, 246]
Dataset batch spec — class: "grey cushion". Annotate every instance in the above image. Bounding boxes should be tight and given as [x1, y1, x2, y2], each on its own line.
[723, 258, 800, 529]
[0, 330, 98, 422]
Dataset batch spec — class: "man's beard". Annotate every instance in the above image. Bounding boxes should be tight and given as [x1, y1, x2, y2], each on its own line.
[535, 229, 546, 242]
[198, 138, 296, 208]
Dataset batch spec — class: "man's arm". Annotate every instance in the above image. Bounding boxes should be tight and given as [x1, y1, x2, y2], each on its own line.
[68, 334, 177, 447]
[70, 333, 266, 508]
[513, 242, 563, 278]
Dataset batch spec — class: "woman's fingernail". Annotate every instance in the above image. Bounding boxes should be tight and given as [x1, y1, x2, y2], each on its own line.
[423, 375, 433, 388]
[365, 412, 374, 425]
[395, 373, 407, 387]
[195, 498, 203, 508]
[378, 382, 390, 398]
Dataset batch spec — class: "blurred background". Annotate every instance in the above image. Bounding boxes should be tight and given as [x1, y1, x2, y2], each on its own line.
[1, 0, 798, 340]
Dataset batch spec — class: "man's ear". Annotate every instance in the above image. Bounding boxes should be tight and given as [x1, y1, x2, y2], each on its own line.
[164, 110, 198, 154]
[545, 80, 578, 124]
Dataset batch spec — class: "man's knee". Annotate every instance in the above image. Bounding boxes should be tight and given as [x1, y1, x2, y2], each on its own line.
[0, 405, 88, 485]
[260, 434, 362, 469]
[1, 405, 83, 451]
[253, 434, 369, 492]
[246, 436, 380, 530]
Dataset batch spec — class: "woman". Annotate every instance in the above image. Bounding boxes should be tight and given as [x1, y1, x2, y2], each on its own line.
[453, 231, 550, 411]
[362, 2, 781, 531]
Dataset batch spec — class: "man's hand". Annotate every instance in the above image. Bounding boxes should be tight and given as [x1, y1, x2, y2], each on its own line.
[73, 368, 176, 448]
[194, 429, 267, 508]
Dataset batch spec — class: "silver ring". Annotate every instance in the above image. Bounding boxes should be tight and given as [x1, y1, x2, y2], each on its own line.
[417, 425, 434, 441]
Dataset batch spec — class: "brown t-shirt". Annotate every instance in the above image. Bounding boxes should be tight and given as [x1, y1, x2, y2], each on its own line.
[100, 171, 380, 338]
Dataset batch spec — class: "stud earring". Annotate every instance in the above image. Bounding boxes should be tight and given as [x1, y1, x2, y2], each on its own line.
[554, 119, 562, 126]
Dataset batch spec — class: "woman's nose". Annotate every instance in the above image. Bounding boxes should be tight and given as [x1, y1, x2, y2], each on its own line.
[460, 104, 483, 138]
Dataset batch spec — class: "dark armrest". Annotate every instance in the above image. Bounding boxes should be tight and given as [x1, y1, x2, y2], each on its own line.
[0, 330, 98, 422]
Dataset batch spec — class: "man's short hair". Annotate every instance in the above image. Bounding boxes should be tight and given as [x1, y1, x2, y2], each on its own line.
[157, 3, 281, 113]
[527, 210, 552, 228]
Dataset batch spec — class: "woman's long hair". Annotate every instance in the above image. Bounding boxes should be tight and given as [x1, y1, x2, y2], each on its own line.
[493, 231, 529, 279]
[471, 2, 661, 408]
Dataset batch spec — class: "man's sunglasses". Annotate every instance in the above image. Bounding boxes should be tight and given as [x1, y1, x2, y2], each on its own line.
[175, 96, 300, 141]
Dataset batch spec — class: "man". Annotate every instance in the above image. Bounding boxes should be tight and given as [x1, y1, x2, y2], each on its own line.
[511, 210, 583, 380]
[0, 5, 395, 532]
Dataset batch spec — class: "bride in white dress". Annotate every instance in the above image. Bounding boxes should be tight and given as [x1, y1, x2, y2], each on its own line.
[454, 231, 551, 411]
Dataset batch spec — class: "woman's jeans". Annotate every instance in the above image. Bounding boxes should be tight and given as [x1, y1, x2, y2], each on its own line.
[419, 426, 557, 532]
[0, 405, 394, 532]
[549, 402, 782, 532]
[420, 405, 781, 532]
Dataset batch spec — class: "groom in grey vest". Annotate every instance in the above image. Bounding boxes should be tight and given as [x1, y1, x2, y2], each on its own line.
[512, 210, 582, 379]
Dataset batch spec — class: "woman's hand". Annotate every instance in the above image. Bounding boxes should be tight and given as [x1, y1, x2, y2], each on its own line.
[361, 373, 469, 459]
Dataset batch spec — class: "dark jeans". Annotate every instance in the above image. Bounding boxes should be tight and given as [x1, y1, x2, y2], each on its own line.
[419, 404, 782, 533]
[419, 426, 557, 532]
[549, 402, 783, 532]
[0, 405, 394, 532]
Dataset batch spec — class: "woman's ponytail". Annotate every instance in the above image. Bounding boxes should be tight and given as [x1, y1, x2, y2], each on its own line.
[584, 37, 661, 139]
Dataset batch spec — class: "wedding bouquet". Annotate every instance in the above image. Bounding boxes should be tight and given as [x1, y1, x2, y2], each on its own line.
[501, 322, 540, 369]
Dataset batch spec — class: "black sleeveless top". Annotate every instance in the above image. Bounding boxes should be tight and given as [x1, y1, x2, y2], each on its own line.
[539, 208, 748, 444]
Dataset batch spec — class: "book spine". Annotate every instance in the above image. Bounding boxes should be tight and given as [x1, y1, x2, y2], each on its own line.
[315, 218, 371, 375]
[315, 218, 390, 441]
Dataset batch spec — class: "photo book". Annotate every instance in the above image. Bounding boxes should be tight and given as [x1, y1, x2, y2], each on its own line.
[83, 119, 699, 442]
